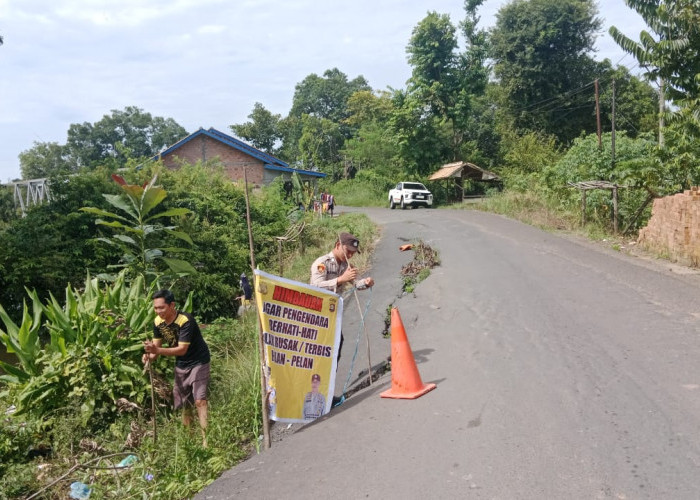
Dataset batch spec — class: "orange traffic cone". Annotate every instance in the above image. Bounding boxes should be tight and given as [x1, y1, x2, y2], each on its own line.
[381, 308, 436, 399]
[399, 244, 414, 252]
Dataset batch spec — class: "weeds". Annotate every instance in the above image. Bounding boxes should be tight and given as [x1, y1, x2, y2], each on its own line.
[400, 241, 440, 294]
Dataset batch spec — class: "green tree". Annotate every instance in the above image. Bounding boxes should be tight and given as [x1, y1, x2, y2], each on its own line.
[490, 0, 602, 143]
[610, 0, 700, 103]
[342, 90, 400, 178]
[289, 68, 371, 125]
[344, 90, 394, 129]
[544, 131, 658, 228]
[406, 11, 458, 117]
[298, 115, 344, 179]
[67, 106, 187, 168]
[402, 3, 490, 167]
[80, 174, 196, 282]
[230, 102, 282, 154]
[19, 141, 72, 179]
[0, 185, 15, 226]
[389, 89, 453, 176]
[0, 169, 121, 322]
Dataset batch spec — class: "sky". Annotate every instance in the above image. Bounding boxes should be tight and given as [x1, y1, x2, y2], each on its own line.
[0, 0, 648, 183]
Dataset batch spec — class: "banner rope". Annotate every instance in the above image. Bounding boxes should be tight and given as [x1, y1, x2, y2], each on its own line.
[334, 286, 373, 407]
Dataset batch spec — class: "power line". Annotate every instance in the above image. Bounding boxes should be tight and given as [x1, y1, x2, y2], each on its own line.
[510, 80, 596, 113]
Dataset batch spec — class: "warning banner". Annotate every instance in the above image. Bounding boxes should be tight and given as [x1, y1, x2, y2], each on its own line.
[253, 270, 342, 423]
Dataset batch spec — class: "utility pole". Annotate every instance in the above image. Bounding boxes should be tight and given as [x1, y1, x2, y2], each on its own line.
[595, 78, 602, 150]
[658, 78, 665, 148]
[611, 78, 616, 167]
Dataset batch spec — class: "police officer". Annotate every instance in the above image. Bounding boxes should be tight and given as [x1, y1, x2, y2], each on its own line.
[303, 373, 326, 420]
[310, 232, 374, 361]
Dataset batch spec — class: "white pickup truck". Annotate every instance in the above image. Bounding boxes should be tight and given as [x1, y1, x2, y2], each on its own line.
[388, 182, 433, 209]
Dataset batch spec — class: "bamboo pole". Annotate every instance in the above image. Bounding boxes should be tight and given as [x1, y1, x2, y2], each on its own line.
[148, 361, 157, 445]
[244, 169, 271, 450]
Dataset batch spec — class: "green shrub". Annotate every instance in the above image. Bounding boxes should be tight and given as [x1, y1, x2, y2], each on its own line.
[0, 272, 157, 428]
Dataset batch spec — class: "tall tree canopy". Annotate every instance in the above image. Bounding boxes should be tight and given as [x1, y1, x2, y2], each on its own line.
[284, 68, 370, 172]
[490, 0, 602, 143]
[289, 68, 371, 125]
[19, 107, 187, 178]
[230, 102, 282, 154]
[19, 141, 72, 179]
[65, 106, 187, 169]
[398, 2, 490, 171]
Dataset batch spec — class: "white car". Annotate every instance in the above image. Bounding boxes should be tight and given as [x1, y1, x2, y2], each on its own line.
[388, 182, 433, 209]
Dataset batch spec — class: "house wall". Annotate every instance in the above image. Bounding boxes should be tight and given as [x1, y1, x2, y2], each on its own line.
[638, 187, 700, 266]
[162, 135, 265, 186]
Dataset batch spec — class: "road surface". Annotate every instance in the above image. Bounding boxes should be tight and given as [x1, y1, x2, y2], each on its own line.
[197, 206, 700, 499]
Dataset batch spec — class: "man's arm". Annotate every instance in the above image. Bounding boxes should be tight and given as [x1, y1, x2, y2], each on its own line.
[310, 262, 358, 290]
[144, 338, 190, 359]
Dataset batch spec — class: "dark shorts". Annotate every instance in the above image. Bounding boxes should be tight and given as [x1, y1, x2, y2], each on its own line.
[173, 363, 210, 409]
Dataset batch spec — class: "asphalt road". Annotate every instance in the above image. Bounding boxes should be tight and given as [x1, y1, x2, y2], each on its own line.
[197, 206, 700, 499]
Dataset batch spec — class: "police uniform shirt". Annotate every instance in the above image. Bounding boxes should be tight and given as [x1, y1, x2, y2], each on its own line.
[310, 252, 348, 294]
[303, 391, 326, 419]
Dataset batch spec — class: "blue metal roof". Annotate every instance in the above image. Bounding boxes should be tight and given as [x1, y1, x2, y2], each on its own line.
[264, 164, 326, 178]
[155, 127, 325, 178]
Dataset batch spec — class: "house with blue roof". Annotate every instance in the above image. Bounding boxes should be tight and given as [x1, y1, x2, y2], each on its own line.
[157, 127, 325, 186]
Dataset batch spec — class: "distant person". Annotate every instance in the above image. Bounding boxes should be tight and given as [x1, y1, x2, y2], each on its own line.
[327, 193, 335, 216]
[237, 273, 254, 316]
[143, 289, 211, 447]
[303, 373, 326, 420]
[240, 273, 253, 301]
[310, 232, 374, 362]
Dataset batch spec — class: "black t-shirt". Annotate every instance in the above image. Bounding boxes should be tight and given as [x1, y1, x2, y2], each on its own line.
[153, 311, 210, 369]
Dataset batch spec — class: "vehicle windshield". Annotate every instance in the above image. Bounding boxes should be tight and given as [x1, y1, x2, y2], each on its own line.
[404, 183, 427, 190]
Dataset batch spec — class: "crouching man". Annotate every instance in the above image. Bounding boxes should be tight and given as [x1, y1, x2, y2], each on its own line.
[143, 289, 211, 447]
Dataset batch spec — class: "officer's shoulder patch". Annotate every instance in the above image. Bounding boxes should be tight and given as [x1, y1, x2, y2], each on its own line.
[317, 263, 326, 273]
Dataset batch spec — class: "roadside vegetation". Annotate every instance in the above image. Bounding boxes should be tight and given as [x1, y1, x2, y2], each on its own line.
[2, 0, 699, 497]
[0, 170, 377, 499]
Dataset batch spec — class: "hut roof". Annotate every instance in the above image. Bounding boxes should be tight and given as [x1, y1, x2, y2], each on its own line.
[429, 161, 499, 181]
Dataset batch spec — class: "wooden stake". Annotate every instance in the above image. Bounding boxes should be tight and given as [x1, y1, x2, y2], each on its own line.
[243, 168, 271, 450]
[148, 361, 157, 445]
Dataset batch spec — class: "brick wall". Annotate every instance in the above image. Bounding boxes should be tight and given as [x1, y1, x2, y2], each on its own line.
[638, 187, 700, 266]
[162, 135, 265, 186]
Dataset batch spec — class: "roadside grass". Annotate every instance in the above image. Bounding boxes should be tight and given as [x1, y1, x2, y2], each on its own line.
[328, 179, 387, 207]
[279, 211, 378, 284]
[459, 190, 635, 247]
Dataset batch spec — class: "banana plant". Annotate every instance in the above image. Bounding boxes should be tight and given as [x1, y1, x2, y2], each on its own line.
[291, 171, 315, 210]
[81, 174, 196, 283]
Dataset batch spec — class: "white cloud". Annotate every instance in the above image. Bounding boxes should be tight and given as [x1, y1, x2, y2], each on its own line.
[197, 24, 226, 35]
